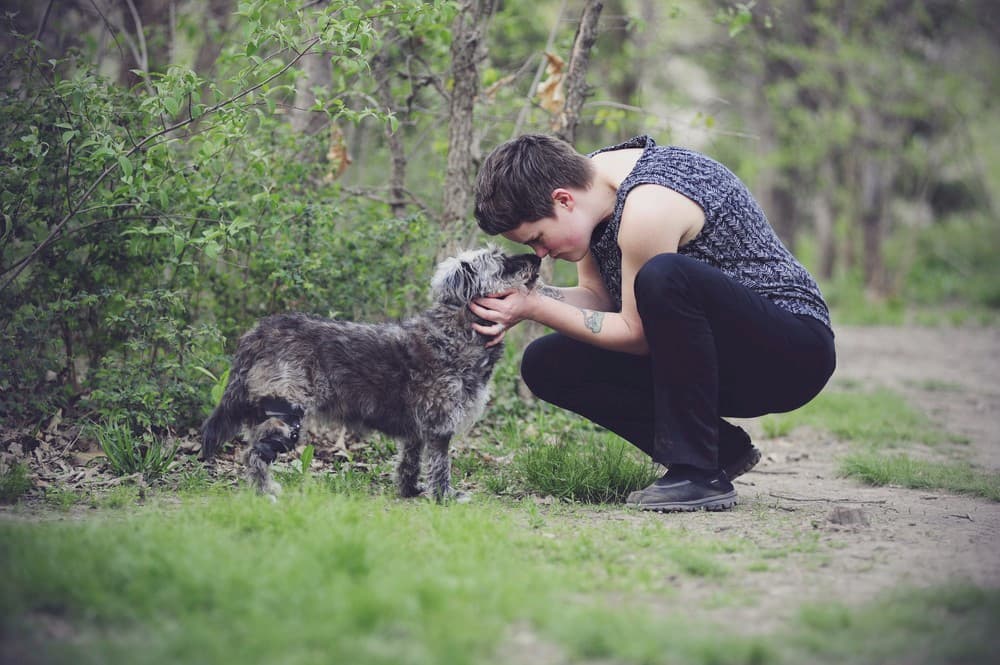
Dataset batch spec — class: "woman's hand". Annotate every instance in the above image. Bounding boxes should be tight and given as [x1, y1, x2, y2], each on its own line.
[469, 288, 536, 347]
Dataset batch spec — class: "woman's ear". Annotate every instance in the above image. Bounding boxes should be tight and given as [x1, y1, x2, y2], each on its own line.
[551, 188, 573, 210]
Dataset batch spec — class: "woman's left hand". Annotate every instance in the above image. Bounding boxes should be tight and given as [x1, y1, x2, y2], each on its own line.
[469, 288, 534, 347]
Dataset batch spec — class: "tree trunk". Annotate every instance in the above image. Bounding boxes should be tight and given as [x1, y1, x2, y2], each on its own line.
[554, 0, 603, 145]
[372, 38, 408, 217]
[857, 111, 894, 296]
[441, 0, 495, 241]
[518, 0, 603, 392]
[193, 0, 234, 82]
[859, 156, 889, 295]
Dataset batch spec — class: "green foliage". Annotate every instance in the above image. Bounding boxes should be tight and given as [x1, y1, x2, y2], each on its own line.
[892, 213, 1000, 309]
[0, 462, 32, 503]
[90, 417, 177, 481]
[85, 290, 227, 431]
[0, 8, 447, 429]
[298, 444, 315, 475]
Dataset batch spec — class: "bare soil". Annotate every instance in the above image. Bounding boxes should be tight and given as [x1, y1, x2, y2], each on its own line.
[618, 324, 1000, 632]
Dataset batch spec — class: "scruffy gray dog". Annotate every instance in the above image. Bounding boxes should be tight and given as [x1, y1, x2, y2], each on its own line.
[201, 246, 541, 500]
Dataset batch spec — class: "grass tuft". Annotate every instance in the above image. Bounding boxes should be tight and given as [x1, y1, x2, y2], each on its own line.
[512, 435, 659, 503]
[0, 461, 32, 503]
[840, 450, 1000, 501]
[759, 389, 962, 448]
[91, 417, 177, 480]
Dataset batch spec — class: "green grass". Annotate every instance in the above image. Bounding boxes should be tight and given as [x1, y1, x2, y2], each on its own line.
[789, 585, 1000, 664]
[759, 389, 961, 448]
[841, 451, 1000, 501]
[510, 434, 660, 503]
[0, 462, 32, 503]
[759, 388, 998, 500]
[1, 485, 997, 665]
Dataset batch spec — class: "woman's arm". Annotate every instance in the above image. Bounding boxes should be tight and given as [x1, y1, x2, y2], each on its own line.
[534, 251, 614, 310]
[471, 184, 704, 354]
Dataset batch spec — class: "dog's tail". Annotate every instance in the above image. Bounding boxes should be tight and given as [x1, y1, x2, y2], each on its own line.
[201, 363, 255, 459]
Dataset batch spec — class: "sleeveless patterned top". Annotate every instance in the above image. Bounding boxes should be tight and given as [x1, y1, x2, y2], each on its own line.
[588, 135, 831, 329]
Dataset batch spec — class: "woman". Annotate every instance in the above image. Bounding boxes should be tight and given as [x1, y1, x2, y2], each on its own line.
[470, 134, 836, 511]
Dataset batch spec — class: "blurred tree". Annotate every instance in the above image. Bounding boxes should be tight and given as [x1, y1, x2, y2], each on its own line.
[708, 0, 999, 294]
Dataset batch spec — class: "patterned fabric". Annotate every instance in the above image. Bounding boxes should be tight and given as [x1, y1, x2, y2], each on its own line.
[588, 135, 831, 329]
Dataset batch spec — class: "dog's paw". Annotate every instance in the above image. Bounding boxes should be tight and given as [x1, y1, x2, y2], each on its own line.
[432, 486, 470, 504]
[264, 479, 283, 498]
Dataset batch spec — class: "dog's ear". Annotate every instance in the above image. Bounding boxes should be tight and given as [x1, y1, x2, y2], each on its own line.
[431, 256, 476, 304]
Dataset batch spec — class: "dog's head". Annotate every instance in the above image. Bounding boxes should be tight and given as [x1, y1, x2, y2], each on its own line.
[431, 245, 541, 306]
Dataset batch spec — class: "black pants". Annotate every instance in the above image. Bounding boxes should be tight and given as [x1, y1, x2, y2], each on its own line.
[521, 254, 836, 471]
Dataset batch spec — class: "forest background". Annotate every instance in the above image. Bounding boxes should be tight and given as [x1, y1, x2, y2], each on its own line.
[1, 0, 998, 440]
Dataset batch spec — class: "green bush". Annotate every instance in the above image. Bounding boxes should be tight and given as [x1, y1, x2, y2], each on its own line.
[87, 290, 226, 432]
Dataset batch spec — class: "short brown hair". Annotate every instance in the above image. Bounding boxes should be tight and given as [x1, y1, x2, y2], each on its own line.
[474, 134, 595, 235]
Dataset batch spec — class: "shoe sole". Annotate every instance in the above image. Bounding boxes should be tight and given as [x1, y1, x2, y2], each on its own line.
[628, 490, 738, 513]
[723, 445, 762, 480]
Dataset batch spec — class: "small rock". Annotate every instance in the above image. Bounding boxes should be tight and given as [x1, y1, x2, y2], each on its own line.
[827, 505, 870, 526]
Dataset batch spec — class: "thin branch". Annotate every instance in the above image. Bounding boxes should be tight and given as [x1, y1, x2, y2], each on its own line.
[511, 0, 567, 139]
[86, 0, 143, 83]
[0, 37, 322, 293]
[768, 492, 888, 504]
[34, 0, 55, 41]
[556, 0, 603, 145]
[123, 0, 154, 96]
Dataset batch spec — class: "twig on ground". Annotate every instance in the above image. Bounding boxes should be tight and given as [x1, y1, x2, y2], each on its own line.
[768, 492, 888, 505]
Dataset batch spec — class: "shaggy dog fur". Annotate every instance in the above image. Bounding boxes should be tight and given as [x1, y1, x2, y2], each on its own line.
[201, 247, 541, 500]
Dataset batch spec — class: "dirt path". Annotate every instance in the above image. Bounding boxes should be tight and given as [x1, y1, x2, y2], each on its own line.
[627, 324, 1000, 632]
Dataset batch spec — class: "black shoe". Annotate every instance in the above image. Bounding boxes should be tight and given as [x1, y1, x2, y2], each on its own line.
[626, 467, 737, 512]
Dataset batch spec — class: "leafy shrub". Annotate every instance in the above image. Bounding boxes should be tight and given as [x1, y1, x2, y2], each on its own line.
[87, 290, 226, 432]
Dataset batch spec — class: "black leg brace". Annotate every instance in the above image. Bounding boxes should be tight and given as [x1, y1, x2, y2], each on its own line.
[254, 397, 305, 463]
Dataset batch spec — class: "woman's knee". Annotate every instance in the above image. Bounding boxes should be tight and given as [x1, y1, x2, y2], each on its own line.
[520, 333, 595, 400]
[634, 253, 699, 317]
[521, 334, 567, 398]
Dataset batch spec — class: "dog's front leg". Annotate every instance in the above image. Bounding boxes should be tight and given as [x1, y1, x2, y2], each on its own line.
[426, 434, 454, 502]
[396, 437, 424, 498]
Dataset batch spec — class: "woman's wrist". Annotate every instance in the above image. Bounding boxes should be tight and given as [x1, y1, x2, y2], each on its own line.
[521, 290, 545, 323]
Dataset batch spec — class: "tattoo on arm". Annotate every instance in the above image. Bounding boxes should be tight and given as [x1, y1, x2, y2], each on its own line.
[537, 284, 565, 301]
[581, 309, 604, 334]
